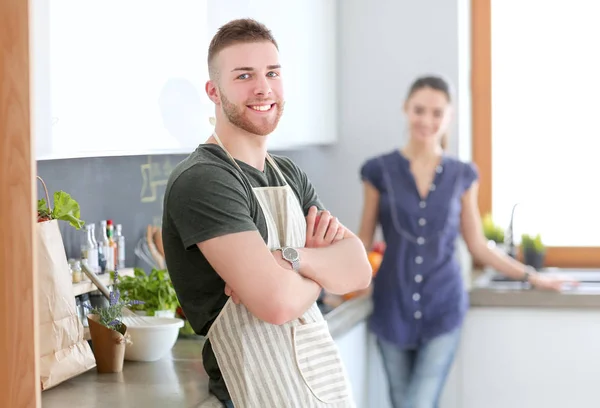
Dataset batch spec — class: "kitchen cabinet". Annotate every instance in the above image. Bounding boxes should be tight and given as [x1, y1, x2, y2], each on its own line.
[208, 0, 338, 151]
[334, 321, 369, 408]
[366, 307, 600, 408]
[32, 0, 338, 160]
[440, 308, 600, 408]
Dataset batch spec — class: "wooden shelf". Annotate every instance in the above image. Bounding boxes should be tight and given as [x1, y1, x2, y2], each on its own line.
[72, 267, 135, 296]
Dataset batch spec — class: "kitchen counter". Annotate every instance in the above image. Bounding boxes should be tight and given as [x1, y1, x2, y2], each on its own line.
[41, 294, 372, 408]
[41, 337, 218, 408]
[469, 267, 600, 309]
[320, 292, 373, 338]
[443, 268, 600, 408]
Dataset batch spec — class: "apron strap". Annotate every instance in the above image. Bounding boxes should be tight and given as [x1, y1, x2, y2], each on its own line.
[265, 153, 289, 186]
[212, 130, 246, 174]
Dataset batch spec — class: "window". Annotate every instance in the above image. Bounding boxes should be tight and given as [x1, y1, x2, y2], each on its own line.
[472, 0, 600, 267]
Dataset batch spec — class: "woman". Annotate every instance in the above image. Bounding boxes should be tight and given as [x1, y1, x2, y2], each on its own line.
[358, 75, 573, 408]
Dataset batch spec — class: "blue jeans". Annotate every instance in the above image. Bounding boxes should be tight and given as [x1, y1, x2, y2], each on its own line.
[377, 327, 461, 408]
[222, 401, 234, 408]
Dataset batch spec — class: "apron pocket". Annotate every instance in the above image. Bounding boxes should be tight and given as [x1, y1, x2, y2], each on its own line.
[292, 320, 351, 404]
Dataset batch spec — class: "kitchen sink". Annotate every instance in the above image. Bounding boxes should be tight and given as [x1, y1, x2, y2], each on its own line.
[490, 268, 600, 283]
[476, 268, 600, 293]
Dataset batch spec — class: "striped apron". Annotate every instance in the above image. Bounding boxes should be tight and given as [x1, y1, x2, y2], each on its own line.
[207, 131, 355, 408]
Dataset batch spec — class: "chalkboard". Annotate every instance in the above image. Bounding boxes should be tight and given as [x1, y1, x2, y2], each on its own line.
[36, 154, 188, 271]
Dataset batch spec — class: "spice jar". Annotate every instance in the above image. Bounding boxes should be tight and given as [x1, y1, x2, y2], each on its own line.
[71, 260, 83, 283]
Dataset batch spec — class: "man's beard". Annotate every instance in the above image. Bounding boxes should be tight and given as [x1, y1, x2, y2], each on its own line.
[220, 90, 284, 136]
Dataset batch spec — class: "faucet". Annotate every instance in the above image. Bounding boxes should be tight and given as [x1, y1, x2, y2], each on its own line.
[504, 203, 519, 259]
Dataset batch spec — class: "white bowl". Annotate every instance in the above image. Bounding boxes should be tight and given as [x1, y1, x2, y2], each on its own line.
[122, 316, 184, 362]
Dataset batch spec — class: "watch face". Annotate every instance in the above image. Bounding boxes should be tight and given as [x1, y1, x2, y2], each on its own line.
[283, 247, 299, 262]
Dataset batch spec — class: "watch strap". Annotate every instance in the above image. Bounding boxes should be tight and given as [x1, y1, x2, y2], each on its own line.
[523, 266, 536, 282]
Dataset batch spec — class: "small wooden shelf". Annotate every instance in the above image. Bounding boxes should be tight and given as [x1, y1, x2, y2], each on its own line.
[72, 267, 135, 296]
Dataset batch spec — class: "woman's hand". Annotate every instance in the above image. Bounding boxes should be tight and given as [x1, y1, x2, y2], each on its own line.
[529, 272, 579, 292]
[305, 206, 345, 248]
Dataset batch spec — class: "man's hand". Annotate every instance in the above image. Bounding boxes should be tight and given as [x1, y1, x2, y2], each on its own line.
[305, 206, 345, 248]
[223, 206, 347, 306]
[225, 283, 241, 304]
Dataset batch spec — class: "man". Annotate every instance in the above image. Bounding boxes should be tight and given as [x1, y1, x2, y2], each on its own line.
[162, 18, 371, 407]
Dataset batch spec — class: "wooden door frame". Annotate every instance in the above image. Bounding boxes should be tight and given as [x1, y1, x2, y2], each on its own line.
[0, 0, 40, 406]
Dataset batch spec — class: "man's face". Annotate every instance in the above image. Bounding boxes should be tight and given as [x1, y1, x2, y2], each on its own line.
[209, 41, 284, 136]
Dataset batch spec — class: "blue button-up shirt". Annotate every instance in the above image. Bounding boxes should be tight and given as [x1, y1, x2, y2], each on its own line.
[360, 150, 478, 348]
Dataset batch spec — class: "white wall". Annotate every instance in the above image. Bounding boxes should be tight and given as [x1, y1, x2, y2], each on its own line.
[283, 0, 471, 233]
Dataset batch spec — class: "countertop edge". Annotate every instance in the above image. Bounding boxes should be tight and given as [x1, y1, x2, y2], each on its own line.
[324, 295, 373, 338]
[468, 269, 600, 309]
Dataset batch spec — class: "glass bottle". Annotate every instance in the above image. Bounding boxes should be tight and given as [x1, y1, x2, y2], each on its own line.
[115, 224, 126, 269]
[90, 223, 100, 273]
[98, 220, 109, 273]
[81, 224, 98, 275]
[107, 223, 117, 272]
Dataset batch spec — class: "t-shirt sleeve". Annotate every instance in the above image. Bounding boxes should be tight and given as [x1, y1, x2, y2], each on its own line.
[360, 157, 383, 191]
[462, 161, 480, 193]
[166, 164, 258, 250]
[278, 157, 325, 215]
[301, 178, 325, 215]
[299, 171, 324, 215]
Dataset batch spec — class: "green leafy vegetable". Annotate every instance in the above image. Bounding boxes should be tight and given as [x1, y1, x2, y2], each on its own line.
[113, 268, 179, 315]
[37, 191, 85, 229]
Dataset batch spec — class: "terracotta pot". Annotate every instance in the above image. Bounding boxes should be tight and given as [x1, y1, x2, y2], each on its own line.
[87, 314, 130, 373]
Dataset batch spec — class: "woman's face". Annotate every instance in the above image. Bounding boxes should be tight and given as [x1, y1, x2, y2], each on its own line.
[404, 87, 452, 146]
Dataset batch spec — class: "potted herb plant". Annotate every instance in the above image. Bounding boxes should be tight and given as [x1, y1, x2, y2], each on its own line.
[482, 213, 505, 251]
[521, 233, 546, 270]
[115, 268, 179, 317]
[87, 269, 142, 373]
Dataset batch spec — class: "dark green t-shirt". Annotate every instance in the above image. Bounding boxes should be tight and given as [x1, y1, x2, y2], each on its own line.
[162, 144, 323, 401]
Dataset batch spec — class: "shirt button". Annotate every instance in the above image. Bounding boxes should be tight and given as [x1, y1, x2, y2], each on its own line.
[429, 184, 436, 192]
[415, 274, 423, 283]
[418, 218, 426, 226]
[417, 237, 425, 245]
[413, 293, 421, 301]
[414, 311, 422, 319]
[419, 201, 427, 209]
[415, 256, 423, 264]
[436, 165, 443, 174]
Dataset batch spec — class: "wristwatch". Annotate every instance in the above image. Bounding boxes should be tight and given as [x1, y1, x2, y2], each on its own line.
[522, 266, 536, 283]
[279, 247, 300, 272]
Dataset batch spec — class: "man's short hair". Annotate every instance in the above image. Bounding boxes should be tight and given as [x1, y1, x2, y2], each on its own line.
[208, 18, 279, 80]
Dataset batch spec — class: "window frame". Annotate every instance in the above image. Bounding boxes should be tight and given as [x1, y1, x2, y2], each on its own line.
[471, 0, 600, 268]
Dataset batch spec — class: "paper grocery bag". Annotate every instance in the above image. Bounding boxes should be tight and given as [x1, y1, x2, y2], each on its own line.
[37, 219, 96, 390]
